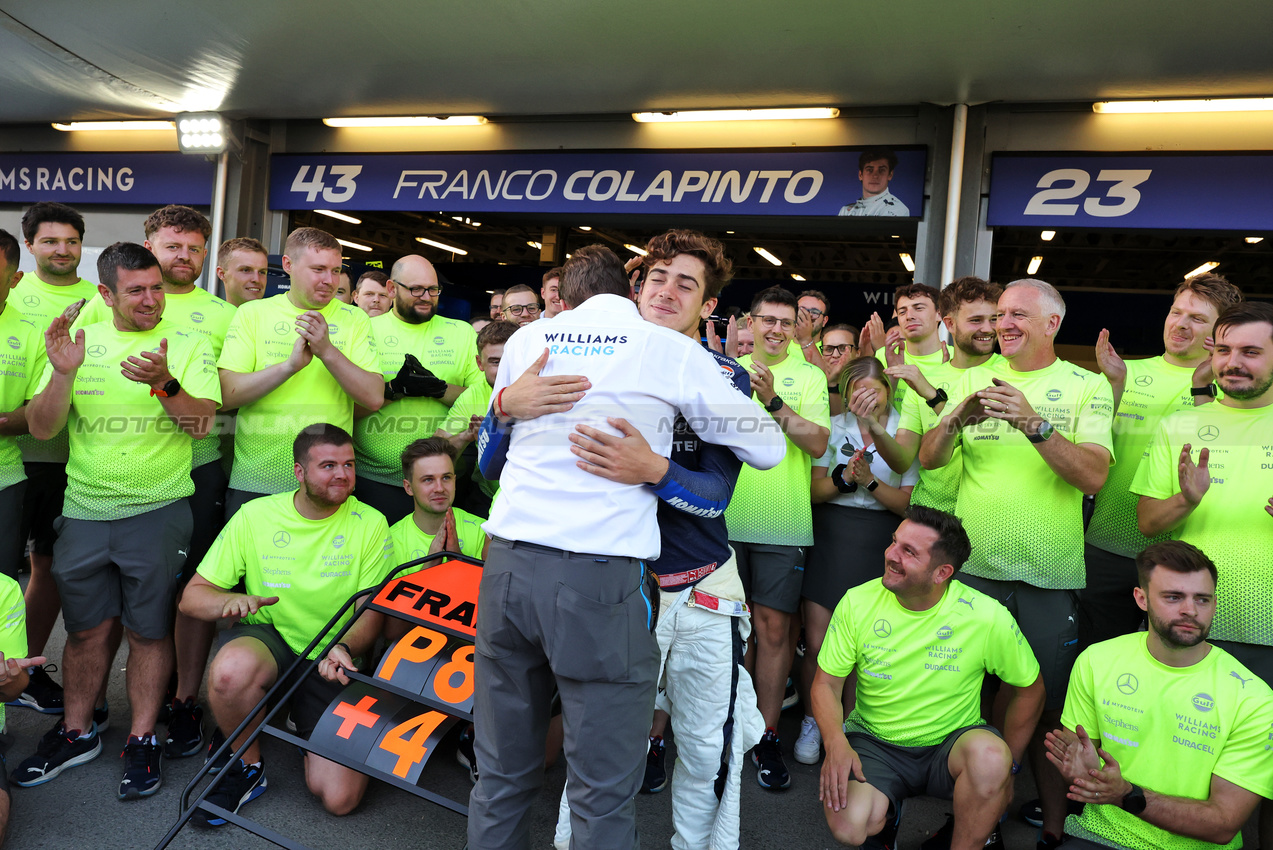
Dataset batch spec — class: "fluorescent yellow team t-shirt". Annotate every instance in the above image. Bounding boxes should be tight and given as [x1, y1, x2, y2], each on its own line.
[35, 319, 221, 520]
[946, 357, 1115, 589]
[1086, 356, 1198, 559]
[389, 507, 487, 563]
[0, 575, 27, 730]
[218, 294, 378, 495]
[354, 311, 483, 486]
[1131, 404, 1273, 644]
[1062, 634, 1273, 850]
[0, 305, 47, 489]
[12, 275, 99, 464]
[80, 288, 237, 469]
[898, 354, 1003, 513]
[725, 353, 830, 547]
[198, 492, 393, 659]
[442, 382, 497, 499]
[819, 578, 1039, 746]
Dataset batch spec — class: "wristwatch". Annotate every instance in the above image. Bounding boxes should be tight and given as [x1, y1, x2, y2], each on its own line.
[1120, 783, 1147, 815]
[926, 388, 948, 410]
[765, 394, 784, 413]
[1026, 419, 1055, 444]
[828, 384, 841, 396]
[865, 478, 879, 492]
[1191, 384, 1217, 398]
[150, 378, 181, 398]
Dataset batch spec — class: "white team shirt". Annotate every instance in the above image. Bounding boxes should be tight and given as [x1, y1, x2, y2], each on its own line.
[838, 190, 911, 217]
[484, 294, 786, 559]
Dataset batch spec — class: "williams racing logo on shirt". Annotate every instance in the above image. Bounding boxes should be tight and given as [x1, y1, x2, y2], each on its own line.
[543, 331, 628, 357]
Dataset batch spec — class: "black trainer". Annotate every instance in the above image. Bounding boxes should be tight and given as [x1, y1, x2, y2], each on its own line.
[919, 811, 951, 850]
[750, 728, 790, 790]
[11, 720, 101, 786]
[205, 726, 230, 775]
[119, 735, 162, 800]
[164, 698, 204, 758]
[198, 759, 267, 827]
[10, 664, 64, 714]
[455, 724, 478, 784]
[641, 736, 667, 794]
[865, 802, 904, 850]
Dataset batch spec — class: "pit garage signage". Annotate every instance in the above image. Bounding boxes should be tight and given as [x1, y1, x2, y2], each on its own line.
[269, 147, 926, 217]
[989, 152, 1273, 229]
[0, 153, 215, 205]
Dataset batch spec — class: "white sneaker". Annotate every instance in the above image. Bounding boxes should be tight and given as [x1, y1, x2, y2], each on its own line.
[793, 715, 822, 764]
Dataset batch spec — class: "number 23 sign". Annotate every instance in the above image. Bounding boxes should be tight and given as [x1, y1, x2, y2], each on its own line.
[988, 152, 1273, 230]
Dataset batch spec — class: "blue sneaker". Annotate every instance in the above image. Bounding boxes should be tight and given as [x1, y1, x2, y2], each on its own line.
[11, 720, 101, 786]
[118, 735, 162, 800]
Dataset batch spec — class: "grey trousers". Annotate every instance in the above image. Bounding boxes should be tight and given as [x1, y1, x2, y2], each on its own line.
[468, 536, 660, 850]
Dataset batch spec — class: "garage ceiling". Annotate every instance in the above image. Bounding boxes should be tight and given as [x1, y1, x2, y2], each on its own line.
[2, 2, 1272, 122]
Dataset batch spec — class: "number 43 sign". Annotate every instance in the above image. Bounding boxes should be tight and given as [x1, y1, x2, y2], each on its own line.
[988, 152, 1273, 230]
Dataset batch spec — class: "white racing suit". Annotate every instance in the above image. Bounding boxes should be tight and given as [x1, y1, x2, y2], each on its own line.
[554, 556, 764, 850]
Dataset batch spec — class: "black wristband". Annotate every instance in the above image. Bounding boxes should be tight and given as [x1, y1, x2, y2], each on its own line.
[1191, 384, 1217, 398]
[828, 385, 841, 395]
[335, 642, 352, 658]
[831, 464, 857, 494]
[926, 387, 948, 409]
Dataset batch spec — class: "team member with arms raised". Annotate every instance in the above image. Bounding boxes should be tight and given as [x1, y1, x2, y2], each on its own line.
[864, 283, 948, 412]
[354, 254, 483, 522]
[814, 507, 1044, 850]
[217, 227, 383, 517]
[181, 424, 393, 823]
[15, 242, 219, 799]
[920, 278, 1115, 848]
[1046, 541, 1273, 850]
[1081, 275, 1242, 648]
[77, 205, 241, 759]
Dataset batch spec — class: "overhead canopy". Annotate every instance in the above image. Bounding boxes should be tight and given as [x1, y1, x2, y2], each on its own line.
[2, 1, 1272, 122]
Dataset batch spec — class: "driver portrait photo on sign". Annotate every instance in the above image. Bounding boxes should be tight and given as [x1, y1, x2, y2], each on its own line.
[839, 148, 910, 217]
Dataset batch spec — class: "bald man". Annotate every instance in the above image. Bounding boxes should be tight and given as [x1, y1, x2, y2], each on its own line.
[353, 256, 486, 522]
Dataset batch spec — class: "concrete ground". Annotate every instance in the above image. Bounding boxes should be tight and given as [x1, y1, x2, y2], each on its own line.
[5, 610, 1055, 850]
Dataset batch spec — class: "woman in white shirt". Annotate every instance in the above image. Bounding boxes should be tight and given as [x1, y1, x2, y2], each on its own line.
[793, 356, 917, 765]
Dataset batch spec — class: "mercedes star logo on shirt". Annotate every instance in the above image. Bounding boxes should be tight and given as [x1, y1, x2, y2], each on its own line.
[1197, 425, 1220, 442]
[1134, 375, 1153, 387]
[1116, 673, 1138, 695]
[274, 321, 291, 336]
[273, 531, 291, 548]
[873, 619, 892, 638]
[86, 345, 107, 358]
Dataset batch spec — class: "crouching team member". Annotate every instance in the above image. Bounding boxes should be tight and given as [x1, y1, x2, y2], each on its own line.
[813, 507, 1044, 850]
[180, 424, 393, 824]
[549, 230, 765, 849]
[1047, 541, 1273, 850]
[390, 437, 488, 562]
